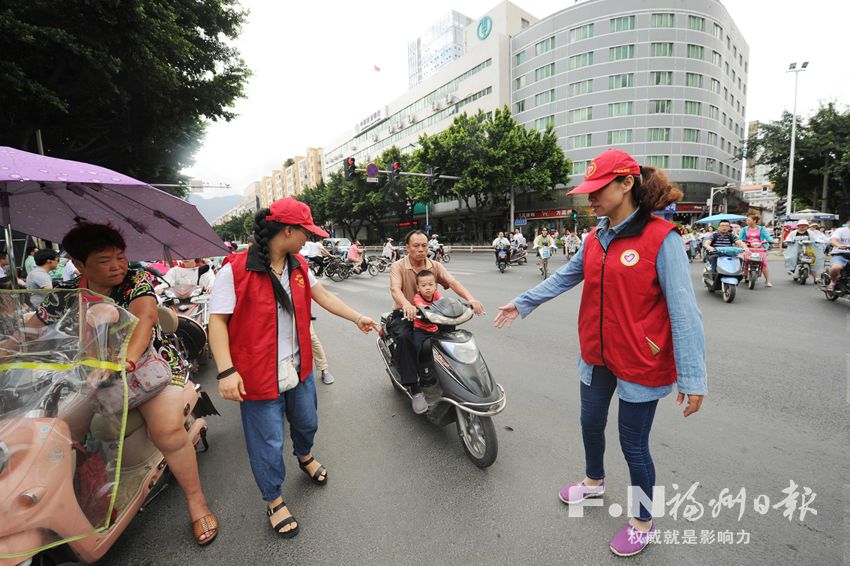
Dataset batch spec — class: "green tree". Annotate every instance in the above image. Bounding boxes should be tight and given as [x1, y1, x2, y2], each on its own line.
[0, 0, 250, 197]
[213, 210, 252, 243]
[416, 106, 571, 239]
[747, 103, 850, 220]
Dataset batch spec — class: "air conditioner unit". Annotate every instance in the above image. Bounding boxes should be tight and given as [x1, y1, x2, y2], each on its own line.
[372, 134, 379, 142]
[432, 101, 442, 111]
[389, 125, 397, 134]
[445, 95, 456, 105]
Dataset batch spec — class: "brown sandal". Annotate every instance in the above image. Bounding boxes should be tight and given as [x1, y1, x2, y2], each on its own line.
[192, 513, 219, 546]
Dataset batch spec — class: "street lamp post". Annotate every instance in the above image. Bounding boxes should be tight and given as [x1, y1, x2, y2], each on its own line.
[785, 61, 808, 216]
[707, 183, 734, 215]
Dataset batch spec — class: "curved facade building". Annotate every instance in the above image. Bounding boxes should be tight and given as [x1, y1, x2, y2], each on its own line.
[511, 0, 748, 215]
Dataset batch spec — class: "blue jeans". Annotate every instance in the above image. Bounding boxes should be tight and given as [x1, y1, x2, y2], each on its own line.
[240, 372, 318, 502]
[580, 366, 659, 521]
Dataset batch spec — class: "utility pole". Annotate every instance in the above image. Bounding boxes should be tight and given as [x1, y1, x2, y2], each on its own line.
[786, 61, 809, 216]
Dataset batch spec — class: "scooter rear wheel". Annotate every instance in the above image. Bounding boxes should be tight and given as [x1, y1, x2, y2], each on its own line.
[722, 283, 736, 303]
[455, 408, 498, 468]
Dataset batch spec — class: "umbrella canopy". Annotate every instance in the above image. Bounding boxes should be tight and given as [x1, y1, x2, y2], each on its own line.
[695, 213, 747, 224]
[0, 146, 227, 261]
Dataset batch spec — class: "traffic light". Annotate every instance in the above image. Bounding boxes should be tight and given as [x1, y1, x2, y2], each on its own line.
[344, 157, 356, 180]
[392, 161, 401, 182]
[428, 166, 441, 186]
[571, 209, 578, 221]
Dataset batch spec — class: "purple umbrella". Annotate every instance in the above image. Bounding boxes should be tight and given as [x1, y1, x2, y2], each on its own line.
[0, 146, 228, 274]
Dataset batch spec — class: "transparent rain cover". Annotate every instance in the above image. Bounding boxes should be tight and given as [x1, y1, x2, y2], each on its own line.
[0, 289, 137, 559]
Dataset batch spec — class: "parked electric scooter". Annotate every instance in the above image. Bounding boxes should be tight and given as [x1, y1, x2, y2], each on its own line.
[703, 247, 744, 303]
[376, 297, 506, 468]
[0, 291, 218, 565]
[158, 281, 209, 371]
[508, 245, 528, 267]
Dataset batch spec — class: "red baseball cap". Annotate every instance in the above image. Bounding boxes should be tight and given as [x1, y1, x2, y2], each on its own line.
[567, 149, 642, 195]
[266, 198, 329, 238]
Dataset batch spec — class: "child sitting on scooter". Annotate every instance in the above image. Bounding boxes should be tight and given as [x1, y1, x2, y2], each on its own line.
[411, 270, 442, 354]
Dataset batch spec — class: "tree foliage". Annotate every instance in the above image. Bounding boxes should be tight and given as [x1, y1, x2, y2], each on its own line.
[0, 0, 250, 196]
[416, 106, 571, 239]
[747, 103, 850, 220]
[213, 210, 253, 244]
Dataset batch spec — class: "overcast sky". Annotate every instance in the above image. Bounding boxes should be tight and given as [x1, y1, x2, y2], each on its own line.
[184, 0, 850, 197]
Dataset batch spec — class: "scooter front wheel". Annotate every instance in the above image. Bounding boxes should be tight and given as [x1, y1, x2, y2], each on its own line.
[455, 408, 498, 468]
[722, 283, 736, 303]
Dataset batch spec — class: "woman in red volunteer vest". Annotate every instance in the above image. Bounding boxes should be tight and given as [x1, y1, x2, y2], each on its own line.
[208, 198, 378, 539]
[494, 149, 706, 557]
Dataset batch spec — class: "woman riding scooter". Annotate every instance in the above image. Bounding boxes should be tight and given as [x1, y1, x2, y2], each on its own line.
[740, 213, 773, 287]
[29, 222, 219, 545]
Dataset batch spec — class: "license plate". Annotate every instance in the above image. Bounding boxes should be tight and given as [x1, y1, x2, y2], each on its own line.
[802, 257, 814, 264]
[750, 254, 761, 260]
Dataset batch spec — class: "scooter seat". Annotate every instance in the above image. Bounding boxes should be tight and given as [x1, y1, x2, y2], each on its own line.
[90, 409, 146, 441]
[157, 306, 179, 334]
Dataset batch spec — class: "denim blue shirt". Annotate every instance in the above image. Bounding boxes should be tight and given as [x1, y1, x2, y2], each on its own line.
[512, 209, 706, 402]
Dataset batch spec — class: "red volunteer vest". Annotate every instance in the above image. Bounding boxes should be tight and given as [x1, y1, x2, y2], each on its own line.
[226, 251, 314, 400]
[578, 215, 678, 387]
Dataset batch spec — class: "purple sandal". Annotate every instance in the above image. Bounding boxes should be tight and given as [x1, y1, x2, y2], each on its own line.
[558, 480, 606, 504]
[609, 521, 656, 557]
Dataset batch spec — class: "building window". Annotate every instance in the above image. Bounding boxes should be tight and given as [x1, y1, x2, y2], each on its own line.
[684, 100, 702, 115]
[535, 89, 556, 105]
[706, 158, 716, 171]
[708, 105, 720, 120]
[521, 18, 530, 29]
[743, 83, 747, 94]
[725, 61, 730, 75]
[609, 45, 635, 61]
[707, 131, 717, 145]
[687, 44, 704, 60]
[572, 160, 590, 175]
[535, 115, 555, 130]
[514, 75, 526, 90]
[515, 100, 525, 113]
[713, 23, 723, 39]
[568, 51, 593, 69]
[727, 36, 731, 49]
[568, 79, 593, 97]
[646, 155, 669, 168]
[745, 61, 748, 72]
[649, 71, 673, 85]
[710, 78, 721, 94]
[649, 99, 672, 114]
[651, 13, 674, 27]
[650, 42, 674, 57]
[568, 107, 593, 123]
[723, 87, 728, 101]
[515, 51, 526, 66]
[712, 51, 722, 66]
[535, 36, 556, 56]
[567, 133, 592, 149]
[607, 129, 633, 144]
[688, 15, 705, 31]
[608, 73, 634, 89]
[683, 128, 700, 142]
[607, 102, 633, 117]
[733, 45, 738, 58]
[569, 23, 594, 42]
[647, 128, 670, 142]
[685, 73, 703, 88]
[610, 15, 636, 32]
[535, 63, 555, 81]
[682, 155, 699, 169]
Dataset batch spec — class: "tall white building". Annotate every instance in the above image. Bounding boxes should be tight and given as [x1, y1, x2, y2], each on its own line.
[408, 11, 473, 89]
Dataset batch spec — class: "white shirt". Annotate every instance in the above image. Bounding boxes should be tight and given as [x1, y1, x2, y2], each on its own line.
[830, 226, 850, 252]
[62, 261, 79, 281]
[162, 265, 215, 289]
[209, 262, 318, 364]
[299, 241, 323, 258]
[511, 233, 526, 247]
[492, 237, 510, 248]
[382, 243, 395, 258]
[428, 238, 440, 249]
[0, 265, 5, 278]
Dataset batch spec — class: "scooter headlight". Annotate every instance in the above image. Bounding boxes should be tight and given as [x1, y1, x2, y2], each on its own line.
[164, 289, 177, 299]
[442, 338, 479, 364]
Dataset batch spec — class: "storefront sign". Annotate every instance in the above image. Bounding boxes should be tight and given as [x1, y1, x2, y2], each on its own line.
[517, 209, 571, 220]
[354, 106, 389, 135]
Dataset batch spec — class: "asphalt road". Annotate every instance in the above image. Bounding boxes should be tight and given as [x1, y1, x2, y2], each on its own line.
[102, 252, 849, 566]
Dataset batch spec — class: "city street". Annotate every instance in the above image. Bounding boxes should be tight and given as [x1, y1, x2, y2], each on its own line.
[103, 253, 848, 566]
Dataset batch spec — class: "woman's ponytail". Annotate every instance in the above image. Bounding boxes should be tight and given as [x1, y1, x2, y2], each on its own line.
[629, 166, 683, 213]
[252, 209, 273, 270]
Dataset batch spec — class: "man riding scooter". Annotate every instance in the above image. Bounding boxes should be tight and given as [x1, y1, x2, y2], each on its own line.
[387, 230, 485, 413]
[492, 231, 511, 265]
[702, 220, 747, 272]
